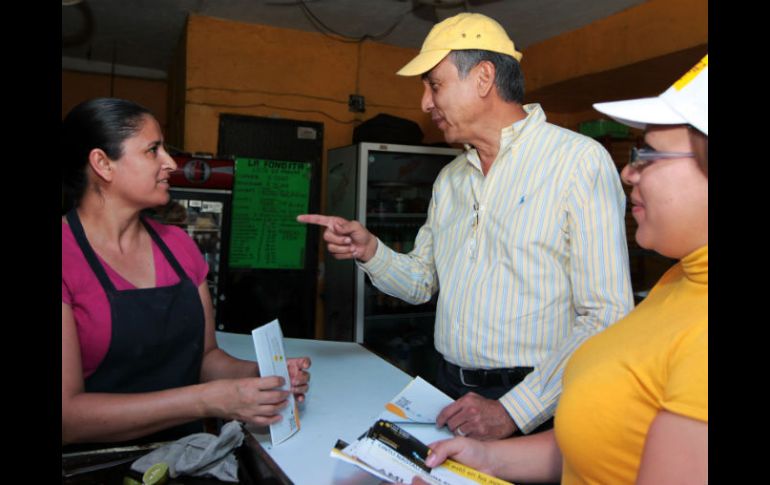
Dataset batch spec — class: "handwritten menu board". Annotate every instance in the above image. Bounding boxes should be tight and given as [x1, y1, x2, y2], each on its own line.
[230, 158, 312, 269]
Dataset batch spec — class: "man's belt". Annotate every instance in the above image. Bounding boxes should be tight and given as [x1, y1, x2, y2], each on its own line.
[445, 360, 534, 388]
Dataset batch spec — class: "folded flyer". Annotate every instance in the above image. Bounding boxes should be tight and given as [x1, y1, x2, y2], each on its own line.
[330, 420, 513, 485]
[380, 376, 455, 424]
[252, 319, 300, 445]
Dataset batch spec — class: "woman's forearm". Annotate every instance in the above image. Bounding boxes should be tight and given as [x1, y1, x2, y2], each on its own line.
[199, 347, 259, 382]
[62, 381, 214, 444]
[488, 430, 562, 482]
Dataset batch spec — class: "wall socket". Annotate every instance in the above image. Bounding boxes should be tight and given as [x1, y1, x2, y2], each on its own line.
[348, 94, 366, 113]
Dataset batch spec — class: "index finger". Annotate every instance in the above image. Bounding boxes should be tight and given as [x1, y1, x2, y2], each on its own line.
[257, 375, 286, 390]
[289, 357, 311, 369]
[297, 214, 336, 228]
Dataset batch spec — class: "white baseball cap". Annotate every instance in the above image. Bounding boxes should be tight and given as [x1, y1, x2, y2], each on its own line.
[593, 55, 708, 135]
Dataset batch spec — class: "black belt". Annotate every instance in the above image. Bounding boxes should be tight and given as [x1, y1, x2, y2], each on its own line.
[445, 360, 534, 388]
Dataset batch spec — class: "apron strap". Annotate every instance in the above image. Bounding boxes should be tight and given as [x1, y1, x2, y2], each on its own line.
[140, 217, 191, 284]
[66, 208, 117, 293]
[66, 209, 193, 292]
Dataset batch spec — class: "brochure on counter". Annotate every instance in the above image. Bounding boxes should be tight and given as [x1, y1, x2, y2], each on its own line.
[330, 420, 513, 485]
[251, 319, 300, 445]
[379, 376, 455, 424]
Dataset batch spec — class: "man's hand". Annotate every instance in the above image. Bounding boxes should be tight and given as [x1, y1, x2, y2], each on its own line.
[286, 357, 311, 403]
[297, 214, 378, 262]
[436, 392, 518, 440]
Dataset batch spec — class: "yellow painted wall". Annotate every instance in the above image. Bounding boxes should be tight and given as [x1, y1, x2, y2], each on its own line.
[181, 14, 442, 159]
[61, 70, 168, 131]
[521, 0, 707, 131]
[522, 0, 708, 94]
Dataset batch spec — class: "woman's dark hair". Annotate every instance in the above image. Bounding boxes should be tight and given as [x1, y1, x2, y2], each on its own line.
[61, 97, 152, 211]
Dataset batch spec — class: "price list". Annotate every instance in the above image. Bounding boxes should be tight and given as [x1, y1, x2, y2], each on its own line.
[230, 158, 312, 269]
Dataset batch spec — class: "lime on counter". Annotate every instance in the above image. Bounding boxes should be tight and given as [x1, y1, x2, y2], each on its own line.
[142, 462, 169, 485]
[123, 476, 142, 485]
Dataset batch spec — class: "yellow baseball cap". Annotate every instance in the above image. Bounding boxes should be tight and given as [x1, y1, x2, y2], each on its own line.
[396, 13, 523, 77]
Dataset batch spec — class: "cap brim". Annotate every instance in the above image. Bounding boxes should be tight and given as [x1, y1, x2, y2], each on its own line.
[593, 97, 689, 130]
[396, 49, 451, 76]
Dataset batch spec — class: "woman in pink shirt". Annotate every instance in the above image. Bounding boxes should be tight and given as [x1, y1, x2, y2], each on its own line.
[62, 97, 311, 445]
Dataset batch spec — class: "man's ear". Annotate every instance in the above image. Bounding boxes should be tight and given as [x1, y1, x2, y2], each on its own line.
[88, 148, 114, 183]
[475, 60, 495, 98]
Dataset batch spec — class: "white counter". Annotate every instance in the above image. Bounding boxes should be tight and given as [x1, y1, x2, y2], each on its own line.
[216, 331, 452, 485]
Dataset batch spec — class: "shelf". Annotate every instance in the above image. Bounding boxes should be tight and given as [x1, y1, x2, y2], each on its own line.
[186, 227, 222, 232]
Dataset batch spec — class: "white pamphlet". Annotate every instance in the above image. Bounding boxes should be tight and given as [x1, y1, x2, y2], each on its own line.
[251, 319, 300, 445]
[330, 420, 514, 485]
[379, 376, 454, 424]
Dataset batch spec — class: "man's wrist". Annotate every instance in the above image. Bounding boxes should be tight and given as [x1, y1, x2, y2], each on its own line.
[359, 237, 378, 263]
[498, 397, 522, 436]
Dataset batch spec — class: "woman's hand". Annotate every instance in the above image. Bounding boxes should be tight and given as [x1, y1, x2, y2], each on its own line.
[423, 437, 496, 476]
[407, 438, 496, 485]
[287, 357, 311, 403]
[207, 376, 290, 426]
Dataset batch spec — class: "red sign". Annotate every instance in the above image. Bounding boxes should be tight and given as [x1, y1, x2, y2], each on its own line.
[170, 155, 234, 189]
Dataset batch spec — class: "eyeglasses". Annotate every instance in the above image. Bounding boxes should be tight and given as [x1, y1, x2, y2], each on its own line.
[628, 147, 695, 171]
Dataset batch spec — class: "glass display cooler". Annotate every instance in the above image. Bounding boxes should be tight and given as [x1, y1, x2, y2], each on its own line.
[324, 142, 461, 380]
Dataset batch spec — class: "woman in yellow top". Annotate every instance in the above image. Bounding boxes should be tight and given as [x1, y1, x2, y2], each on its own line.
[413, 56, 708, 485]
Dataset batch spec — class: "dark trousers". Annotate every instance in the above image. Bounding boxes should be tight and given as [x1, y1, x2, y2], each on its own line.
[436, 359, 555, 435]
[436, 360, 560, 484]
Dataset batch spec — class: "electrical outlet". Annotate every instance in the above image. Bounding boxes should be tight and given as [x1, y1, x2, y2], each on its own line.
[348, 94, 366, 113]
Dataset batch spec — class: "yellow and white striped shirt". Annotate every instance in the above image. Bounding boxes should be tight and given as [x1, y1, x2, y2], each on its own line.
[360, 104, 633, 432]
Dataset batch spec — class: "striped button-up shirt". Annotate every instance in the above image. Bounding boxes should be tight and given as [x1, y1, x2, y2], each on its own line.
[360, 104, 633, 432]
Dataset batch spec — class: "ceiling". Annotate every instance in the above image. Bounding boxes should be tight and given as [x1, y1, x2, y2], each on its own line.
[62, 0, 647, 79]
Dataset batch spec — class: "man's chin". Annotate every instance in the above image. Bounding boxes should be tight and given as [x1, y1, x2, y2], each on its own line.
[441, 131, 456, 144]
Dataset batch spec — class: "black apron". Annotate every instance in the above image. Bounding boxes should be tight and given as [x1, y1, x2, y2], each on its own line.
[66, 209, 205, 446]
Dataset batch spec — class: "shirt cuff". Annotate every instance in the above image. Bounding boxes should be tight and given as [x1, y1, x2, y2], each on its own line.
[499, 381, 551, 434]
[356, 238, 391, 278]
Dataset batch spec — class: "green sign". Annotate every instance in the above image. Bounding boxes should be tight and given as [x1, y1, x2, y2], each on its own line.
[230, 158, 312, 269]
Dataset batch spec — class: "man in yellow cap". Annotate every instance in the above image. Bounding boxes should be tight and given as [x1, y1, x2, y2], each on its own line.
[299, 13, 632, 440]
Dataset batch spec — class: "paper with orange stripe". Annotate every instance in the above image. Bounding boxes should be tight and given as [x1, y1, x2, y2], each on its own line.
[380, 376, 454, 424]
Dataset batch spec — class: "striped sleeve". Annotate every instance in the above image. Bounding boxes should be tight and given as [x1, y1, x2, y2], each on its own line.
[358, 182, 441, 305]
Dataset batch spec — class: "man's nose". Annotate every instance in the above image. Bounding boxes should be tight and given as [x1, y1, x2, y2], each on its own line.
[421, 86, 434, 113]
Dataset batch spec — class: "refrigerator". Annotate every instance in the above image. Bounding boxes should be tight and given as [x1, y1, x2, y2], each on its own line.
[324, 142, 462, 380]
[146, 154, 234, 329]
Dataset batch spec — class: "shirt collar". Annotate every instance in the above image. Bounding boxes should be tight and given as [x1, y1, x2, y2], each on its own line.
[681, 244, 708, 285]
[464, 103, 546, 172]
